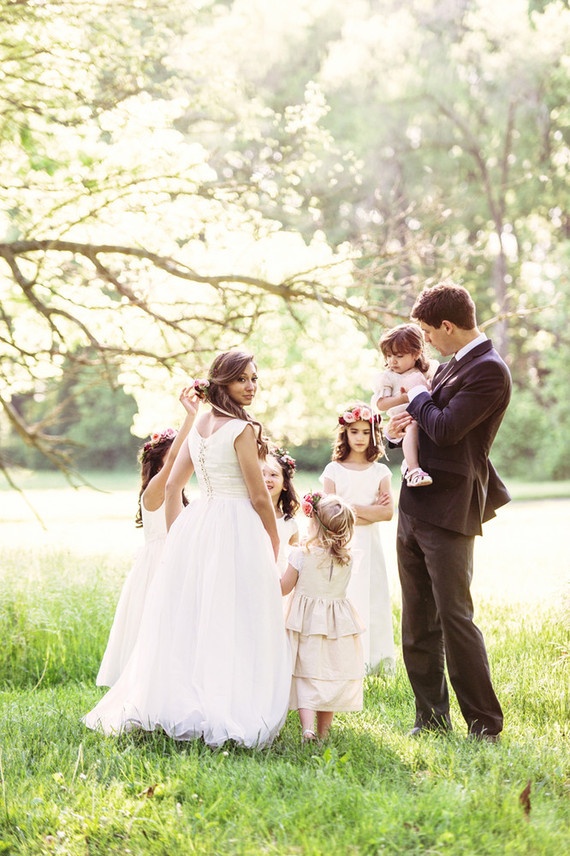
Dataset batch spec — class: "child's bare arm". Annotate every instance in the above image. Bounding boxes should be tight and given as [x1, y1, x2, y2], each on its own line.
[375, 390, 408, 411]
[165, 441, 195, 530]
[352, 474, 394, 523]
[280, 563, 299, 596]
[144, 387, 199, 510]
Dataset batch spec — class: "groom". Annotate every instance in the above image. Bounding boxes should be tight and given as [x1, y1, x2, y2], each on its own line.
[387, 282, 511, 740]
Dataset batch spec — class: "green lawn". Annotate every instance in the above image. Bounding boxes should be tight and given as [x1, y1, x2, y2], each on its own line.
[0, 484, 568, 854]
[3, 466, 570, 501]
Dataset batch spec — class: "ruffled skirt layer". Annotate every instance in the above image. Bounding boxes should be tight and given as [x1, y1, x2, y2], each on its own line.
[286, 595, 364, 713]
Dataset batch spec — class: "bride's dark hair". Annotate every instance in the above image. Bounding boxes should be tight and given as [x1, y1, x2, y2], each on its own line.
[205, 350, 269, 457]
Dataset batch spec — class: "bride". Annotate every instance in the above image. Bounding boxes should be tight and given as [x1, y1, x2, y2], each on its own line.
[83, 351, 291, 748]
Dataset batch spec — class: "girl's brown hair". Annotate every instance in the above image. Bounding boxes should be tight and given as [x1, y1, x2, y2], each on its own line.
[378, 324, 429, 373]
[307, 494, 355, 567]
[135, 436, 188, 527]
[332, 402, 385, 462]
[268, 453, 300, 520]
[203, 350, 268, 457]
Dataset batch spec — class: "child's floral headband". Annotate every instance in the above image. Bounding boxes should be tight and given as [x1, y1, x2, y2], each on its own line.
[302, 491, 323, 518]
[192, 378, 210, 400]
[302, 491, 334, 535]
[272, 446, 296, 476]
[338, 404, 382, 427]
[139, 428, 176, 461]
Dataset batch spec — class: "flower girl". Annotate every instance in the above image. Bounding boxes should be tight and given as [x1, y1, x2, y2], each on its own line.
[96, 387, 198, 687]
[321, 403, 395, 673]
[262, 446, 300, 576]
[280, 492, 365, 742]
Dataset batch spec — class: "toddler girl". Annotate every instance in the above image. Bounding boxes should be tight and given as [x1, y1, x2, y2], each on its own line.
[321, 403, 395, 673]
[280, 492, 365, 742]
[371, 323, 439, 487]
[263, 445, 300, 576]
[96, 386, 198, 686]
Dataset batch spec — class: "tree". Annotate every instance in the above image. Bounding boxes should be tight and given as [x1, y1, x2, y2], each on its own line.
[1, 0, 568, 483]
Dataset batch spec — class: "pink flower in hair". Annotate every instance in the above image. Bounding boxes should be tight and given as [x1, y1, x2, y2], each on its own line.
[193, 378, 210, 399]
[302, 491, 323, 517]
[338, 404, 382, 427]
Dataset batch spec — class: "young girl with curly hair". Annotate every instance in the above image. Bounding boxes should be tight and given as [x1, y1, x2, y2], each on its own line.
[280, 492, 365, 742]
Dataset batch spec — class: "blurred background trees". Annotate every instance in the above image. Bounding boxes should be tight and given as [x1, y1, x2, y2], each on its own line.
[1, 0, 568, 481]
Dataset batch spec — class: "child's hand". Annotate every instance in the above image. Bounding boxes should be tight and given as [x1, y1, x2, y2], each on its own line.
[179, 386, 200, 416]
[375, 491, 392, 507]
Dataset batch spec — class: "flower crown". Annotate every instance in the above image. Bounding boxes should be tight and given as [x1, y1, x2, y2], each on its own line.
[272, 445, 296, 476]
[139, 428, 176, 461]
[192, 378, 210, 400]
[338, 404, 382, 427]
[301, 491, 323, 518]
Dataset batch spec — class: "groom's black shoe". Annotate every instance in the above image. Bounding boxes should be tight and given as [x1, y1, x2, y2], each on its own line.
[467, 729, 501, 744]
[409, 715, 452, 737]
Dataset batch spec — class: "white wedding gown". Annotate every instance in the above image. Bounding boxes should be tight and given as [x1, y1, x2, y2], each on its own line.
[84, 420, 291, 748]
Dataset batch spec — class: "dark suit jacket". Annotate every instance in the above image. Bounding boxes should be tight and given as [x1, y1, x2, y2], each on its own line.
[400, 339, 511, 536]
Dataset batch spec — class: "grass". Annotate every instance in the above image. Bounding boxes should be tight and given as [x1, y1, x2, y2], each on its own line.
[0, 485, 569, 854]
[3, 466, 570, 501]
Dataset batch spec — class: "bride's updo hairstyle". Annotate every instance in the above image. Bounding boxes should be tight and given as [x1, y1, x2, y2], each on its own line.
[205, 350, 269, 457]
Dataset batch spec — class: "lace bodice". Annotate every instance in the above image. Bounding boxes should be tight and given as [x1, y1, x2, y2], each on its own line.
[188, 420, 251, 500]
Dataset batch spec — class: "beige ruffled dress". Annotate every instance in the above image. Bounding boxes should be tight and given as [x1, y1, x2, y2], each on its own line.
[285, 545, 365, 712]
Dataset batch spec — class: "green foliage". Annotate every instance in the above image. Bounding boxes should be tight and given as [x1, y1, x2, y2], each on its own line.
[1, 0, 569, 484]
[0, 549, 128, 687]
[4, 355, 140, 471]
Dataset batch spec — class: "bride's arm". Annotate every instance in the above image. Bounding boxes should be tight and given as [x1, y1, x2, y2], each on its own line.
[165, 441, 195, 531]
[235, 425, 279, 560]
[144, 387, 199, 511]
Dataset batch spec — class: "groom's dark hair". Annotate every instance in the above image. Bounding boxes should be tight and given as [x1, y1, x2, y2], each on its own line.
[412, 281, 476, 330]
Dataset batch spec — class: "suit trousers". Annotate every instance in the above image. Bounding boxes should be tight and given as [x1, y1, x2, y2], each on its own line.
[397, 508, 503, 736]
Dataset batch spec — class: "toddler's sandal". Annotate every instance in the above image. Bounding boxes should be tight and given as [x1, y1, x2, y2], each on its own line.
[406, 468, 433, 487]
[302, 729, 316, 744]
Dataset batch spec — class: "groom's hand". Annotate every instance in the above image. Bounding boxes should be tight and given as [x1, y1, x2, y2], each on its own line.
[386, 411, 413, 440]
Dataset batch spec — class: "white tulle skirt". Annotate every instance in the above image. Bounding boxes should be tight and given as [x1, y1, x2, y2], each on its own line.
[84, 496, 291, 748]
[96, 537, 166, 687]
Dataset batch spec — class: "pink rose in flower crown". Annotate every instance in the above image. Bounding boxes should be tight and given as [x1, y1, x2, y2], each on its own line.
[193, 378, 210, 400]
[302, 491, 323, 517]
[338, 404, 381, 427]
[139, 427, 177, 462]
